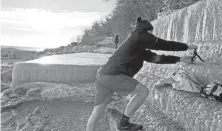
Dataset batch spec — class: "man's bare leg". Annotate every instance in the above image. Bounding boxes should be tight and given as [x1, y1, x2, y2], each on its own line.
[118, 83, 149, 130]
[86, 103, 106, 131]
[124, 83, 149, 117]
[86, 93, 113, 131]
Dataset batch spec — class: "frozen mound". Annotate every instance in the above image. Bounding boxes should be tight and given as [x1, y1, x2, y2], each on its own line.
[131, 0, 222, 131]
[107, 0, 222, 129]
[109, 0, 222, 131]
[11, 53, 111, 87]
[154, 86, 222, 131]
[151, 41, 222, 64]
[152, 0, 222, 42]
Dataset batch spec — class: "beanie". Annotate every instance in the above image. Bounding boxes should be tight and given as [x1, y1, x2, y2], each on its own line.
[135, 17, 153, 31]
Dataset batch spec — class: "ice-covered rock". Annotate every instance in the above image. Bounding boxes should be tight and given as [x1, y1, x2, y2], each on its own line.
[132, 0, 222, 130]
[11, 53, 111, 87]
[152, 0, 222, 43]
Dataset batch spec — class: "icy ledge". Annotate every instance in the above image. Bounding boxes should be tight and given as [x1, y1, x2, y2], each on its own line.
[11, 53, 111, 87]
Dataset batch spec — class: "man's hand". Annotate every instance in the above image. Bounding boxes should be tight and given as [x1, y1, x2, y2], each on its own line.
[180, 56, 194, 64]
[188, 44, 198, 50]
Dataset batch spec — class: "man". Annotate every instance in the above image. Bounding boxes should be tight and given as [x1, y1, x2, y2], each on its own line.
[115, 34, 119, 49]
[86, 17, 197, 131]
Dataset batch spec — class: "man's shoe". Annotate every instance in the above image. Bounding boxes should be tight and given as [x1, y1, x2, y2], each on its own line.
[118, 113, 143, 131]
[117, 121, 143, 131]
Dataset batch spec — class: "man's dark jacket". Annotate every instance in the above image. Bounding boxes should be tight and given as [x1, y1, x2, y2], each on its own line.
[98, 27, 188, 77]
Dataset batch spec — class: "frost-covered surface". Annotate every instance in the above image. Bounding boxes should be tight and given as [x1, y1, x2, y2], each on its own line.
[138, 63, 222, 84]
[107, 75, 222, 131]
[11, 53, 111, 87]
[153, 86, 222, 131]
[152, 0, 222, 42]
[106, 97, 186, 131]
[27, 53, 110, 65]
[151, 41, 222, 64]
[133, 0, 222, 131]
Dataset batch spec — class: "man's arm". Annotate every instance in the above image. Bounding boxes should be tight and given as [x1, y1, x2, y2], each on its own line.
[137, 31, 189, 51]
[141, 50, 180, 64]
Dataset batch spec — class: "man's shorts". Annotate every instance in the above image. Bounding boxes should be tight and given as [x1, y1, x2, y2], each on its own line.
[94, 73, 139, 106]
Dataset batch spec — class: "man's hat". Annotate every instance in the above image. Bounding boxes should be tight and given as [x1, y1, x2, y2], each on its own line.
[135, 17, 153, 31]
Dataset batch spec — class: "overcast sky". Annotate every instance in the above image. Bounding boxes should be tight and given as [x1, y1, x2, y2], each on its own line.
[1, 0, 115, 49]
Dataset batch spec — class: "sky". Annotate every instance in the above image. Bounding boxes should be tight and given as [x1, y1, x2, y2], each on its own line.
[1, 0, 115, 49]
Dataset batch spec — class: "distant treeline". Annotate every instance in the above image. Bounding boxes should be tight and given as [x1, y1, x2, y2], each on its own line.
[77, 0, 200, 45]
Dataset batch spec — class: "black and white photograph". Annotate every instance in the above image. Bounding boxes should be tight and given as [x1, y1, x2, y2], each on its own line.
[1, 0, 222, 131]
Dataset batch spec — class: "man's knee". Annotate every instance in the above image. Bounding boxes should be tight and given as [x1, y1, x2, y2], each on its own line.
[135, 83, 149, 97]
[103, 92, 113, 105]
